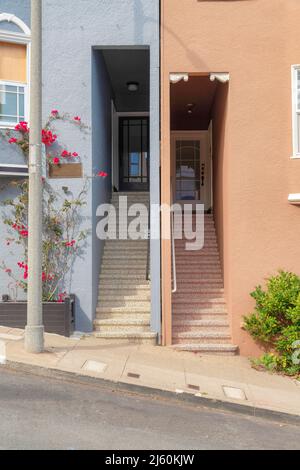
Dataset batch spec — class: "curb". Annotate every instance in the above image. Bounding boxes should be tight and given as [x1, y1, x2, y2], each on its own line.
[2, 360, 300, 426]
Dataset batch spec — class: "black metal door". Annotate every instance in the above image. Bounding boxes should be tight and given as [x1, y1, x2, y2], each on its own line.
[119, 117, 149, 191]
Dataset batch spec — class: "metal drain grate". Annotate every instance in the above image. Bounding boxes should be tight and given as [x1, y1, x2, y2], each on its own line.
[127, 372, 141, 379]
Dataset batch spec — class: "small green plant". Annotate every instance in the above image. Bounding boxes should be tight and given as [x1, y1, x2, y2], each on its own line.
[244, 271, 300, 376]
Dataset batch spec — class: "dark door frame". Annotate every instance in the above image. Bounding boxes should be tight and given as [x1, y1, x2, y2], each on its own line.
[119, 116, 150, 192]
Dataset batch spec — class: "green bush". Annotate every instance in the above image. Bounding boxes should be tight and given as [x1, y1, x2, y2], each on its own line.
[244, 271, 300, 376]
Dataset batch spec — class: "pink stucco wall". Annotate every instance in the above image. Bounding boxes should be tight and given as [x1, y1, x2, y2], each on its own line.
[161, 0, 300, 355]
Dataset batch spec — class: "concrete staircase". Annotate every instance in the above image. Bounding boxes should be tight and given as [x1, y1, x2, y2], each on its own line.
[172, 214, 238, 356]
[94, 192, 157, 344]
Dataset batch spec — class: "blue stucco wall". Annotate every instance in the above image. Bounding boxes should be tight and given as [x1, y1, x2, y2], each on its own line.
[0, 0, 161, 334]
[92, 50, 113, 317]
[0, 0, 30, 31]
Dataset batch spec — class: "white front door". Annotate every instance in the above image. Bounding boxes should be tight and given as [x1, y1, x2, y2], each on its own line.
[171, 131, 211, 211]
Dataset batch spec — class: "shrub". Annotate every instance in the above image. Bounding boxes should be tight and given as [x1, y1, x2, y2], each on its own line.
[244, 271, 300, 376]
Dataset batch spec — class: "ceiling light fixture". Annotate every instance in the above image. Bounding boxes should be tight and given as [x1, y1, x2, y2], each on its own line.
[127, 82, 139, 92]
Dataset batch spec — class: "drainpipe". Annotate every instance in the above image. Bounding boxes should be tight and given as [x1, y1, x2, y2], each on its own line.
[25, 0, 44, 353]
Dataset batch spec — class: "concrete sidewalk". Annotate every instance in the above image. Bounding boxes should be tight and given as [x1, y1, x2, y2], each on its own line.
[0, 326, 299, 420]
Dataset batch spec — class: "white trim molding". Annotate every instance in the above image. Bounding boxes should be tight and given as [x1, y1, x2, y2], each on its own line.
[0, 163, 29, 177]
[170, 73, 189, 84]
[288, 193, 300, 204]
[210, 73, 230, 84]
[0, 13, 31, 36]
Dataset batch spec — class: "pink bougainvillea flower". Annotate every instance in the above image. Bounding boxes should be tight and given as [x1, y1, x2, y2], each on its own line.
[57, 292, 67, 303]
[17, 262, 28, 279]
[5, 268, 12, 274]
[65, 240, 76, 247]
[61, 150, 71, 158]
[97, 171, 108, 178]
[19, 230, 28, 238]
[42, 272, 47, 282]
[74, 116, 81, 122]
[15, 121, 29, 133]
[53, 157, 60, 165]
[42, 129, 57, 147]
[8, 137, 17, 144]
[72, 152, 79, 157]
[51, 110, 59, 116]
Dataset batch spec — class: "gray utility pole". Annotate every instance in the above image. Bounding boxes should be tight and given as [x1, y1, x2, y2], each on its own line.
[25, 0, 44, 353]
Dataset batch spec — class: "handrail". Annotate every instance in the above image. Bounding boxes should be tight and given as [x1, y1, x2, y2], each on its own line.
[171, 210, 177, 293]
[146, 205, 150, 281]
[170, 178, 177, 294]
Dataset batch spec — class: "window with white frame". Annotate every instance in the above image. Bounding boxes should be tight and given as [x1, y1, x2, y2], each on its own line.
[0, 38, 28, 128]
[292, 65, 300, 157]
[0, 82, 26, 126]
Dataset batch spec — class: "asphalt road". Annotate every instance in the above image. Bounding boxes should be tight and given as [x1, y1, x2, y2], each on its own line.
[0, 367, 299, 450]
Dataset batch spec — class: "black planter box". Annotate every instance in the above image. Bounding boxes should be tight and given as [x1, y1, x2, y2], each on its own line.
[0, 295, 75, 337]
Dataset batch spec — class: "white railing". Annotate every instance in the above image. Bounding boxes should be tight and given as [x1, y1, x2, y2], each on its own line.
[171, 210, 177, 294]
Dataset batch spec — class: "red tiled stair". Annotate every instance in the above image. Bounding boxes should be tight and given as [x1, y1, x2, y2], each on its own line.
[172, 214, 238, 356]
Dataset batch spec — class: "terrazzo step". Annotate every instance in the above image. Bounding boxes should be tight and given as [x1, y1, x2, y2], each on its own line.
[176, 268, 222, 275]
[98, 293, 151, 302]
[173, 319, 230, 333]
[94, 317, 150, 332]
[98, 285, 150, 293]
[176, 255, 220, 261]
[172, 296, 226, 305]
[172, 343, 238, 356]
[172, 306, 227, 315]
[176, 283, 224, 291]
[177, 274, 223, 281]
[101, 267, 147, 274]
[104, 240, 148, 246]
[172, 331, 232, 344]
[111, 191, 150, 197]
[100, 274, 148, 281]
[99, 300, 150, 309]
[97, 312, 151, 320]
[173, 313, 229, 321]
[175, 249, 220, 256]
[103, 246, 148, 253]
[108, 205, 150, 212]
[102, 253, 147, 260]
[97, 303, 150, 312]
[111, 198, 150, 203]
[101, 264, 147, 271]
[101, 259, 147, 265]
[94, 330, 157, 344]
[172, 286, 224, 294]
[176, 258, 220, 265]
[174, 231, 217, 238]
[98, 281, 150, 289]
[176, 240, 218, 246]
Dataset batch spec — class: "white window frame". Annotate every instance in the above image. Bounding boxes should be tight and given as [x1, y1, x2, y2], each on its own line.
[0, 80, 28, 128]
[0, 13, 31, 129]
